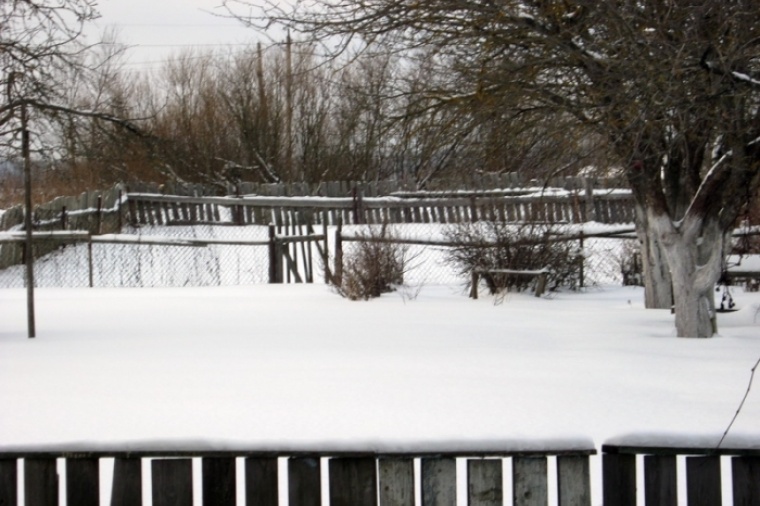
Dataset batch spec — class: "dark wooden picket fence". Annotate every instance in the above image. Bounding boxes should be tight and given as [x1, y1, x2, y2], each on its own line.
[0, 447, 596, 506]
[2, 443, 759, 505]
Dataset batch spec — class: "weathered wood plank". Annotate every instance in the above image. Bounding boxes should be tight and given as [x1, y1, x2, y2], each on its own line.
[152, 458, 193, 506]
[513, 456, 547, 506]
[421, 457, 456, 506]
[644, 455, 677, 506]
[67, 457, 99, 506]
[732, 456, 760, 505]
[329, 457, 377, 506]
[246, 457, 278, 506]
[468, 459, 503, 506]
[0, 458, 18, 506]
[111, 457, 142, 506]
[379, 458, 414, 506]
[686, 456, 721, 506]
[557, 455, 591, 506]
[25, 457, 58, 506]
[602, 453, 636, 506]
[288, 457, 320, 506]
[202, 457, 236, 506]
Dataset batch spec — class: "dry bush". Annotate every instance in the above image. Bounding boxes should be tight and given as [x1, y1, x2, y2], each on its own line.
[337, 224, 411, 300]
[444, 222, 583, 295]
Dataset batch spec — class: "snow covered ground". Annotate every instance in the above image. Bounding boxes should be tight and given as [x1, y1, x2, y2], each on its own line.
[1, 282, 760, 503]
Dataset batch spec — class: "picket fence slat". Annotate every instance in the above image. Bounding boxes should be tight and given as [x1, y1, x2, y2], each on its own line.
[421, 457, 456, 506]
[289, 457, 321, 506]
[329, 458, 378, 506]
[152, 458, 193, 506]
[513, 456, 547, 506]
[25, 457, 58, 506]
[602, 453, 636, 506]
[67, 457, 99, 506]
[379, 458, 414, 506]
[557, 455, 591, 506]
[111, 457, 143, 506]
[468, 459, 503, 506]
[732, 456, 760, 505]
[246, 457, 279, 506]
[0, 458, 17, 506]
[202, 457, 236, 506]
[644, 455, 677, 506]
[686, 456, 722, 506]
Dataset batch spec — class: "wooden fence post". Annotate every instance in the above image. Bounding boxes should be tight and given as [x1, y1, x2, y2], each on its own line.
[268, 224, 279, 284]
[334, 217, 343, 286]
[468, 459, 503, 506]
[379, 458, 414, 506]
[0, 458, 18, 506]
[67, 457, 99, 506]
[602, 453, 636, 506]
[421, 457, 456, 506]
[644, 455, 677, 506]
[584, 178, 596, 223]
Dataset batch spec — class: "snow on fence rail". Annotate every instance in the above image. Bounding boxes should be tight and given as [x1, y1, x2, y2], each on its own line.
[2, 444, 759, 505]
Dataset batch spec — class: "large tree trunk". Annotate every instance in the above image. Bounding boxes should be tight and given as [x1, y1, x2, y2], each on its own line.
[652, 213, 723, 338]
[635, 204, 673, 309]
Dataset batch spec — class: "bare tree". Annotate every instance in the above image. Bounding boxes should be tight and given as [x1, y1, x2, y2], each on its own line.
[225, 0, 760, 337]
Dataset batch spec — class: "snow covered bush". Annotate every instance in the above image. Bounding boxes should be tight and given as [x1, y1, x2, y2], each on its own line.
[337, 224, 411, 300]
[444, 222, 583, 294]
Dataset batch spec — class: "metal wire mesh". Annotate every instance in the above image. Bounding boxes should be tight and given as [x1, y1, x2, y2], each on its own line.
[0, 223, 636, 289]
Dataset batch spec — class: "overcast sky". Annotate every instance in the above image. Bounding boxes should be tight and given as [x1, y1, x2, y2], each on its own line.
[88, 1, 268, 71]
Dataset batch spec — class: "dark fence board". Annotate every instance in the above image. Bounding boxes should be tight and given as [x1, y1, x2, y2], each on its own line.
[246, 457, 279, 506]
[686, 456, 721, 506]
[67, 457, 99, 506]
[421, 457, 456, 506]
[25, 458, 58, 506]
[513, 456, 547, 506]
[0, 458, 18, 506]
[202, 457, 236, 506]
[732, 456, 760, 505]
[288, 457, 321, 506]
[557, 455, 591, 506]
[602, 453, 636, 506]
[467, 459, 503, 506]
[329, 457, 378, 506]
[644, 455, 677, 506]
[152, 458, 193, 506]
[379, 458, 414, 506]
[111, 457, 143, 506]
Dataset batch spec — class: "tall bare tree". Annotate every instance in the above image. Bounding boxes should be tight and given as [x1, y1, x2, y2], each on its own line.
[225, 0, 760, 337]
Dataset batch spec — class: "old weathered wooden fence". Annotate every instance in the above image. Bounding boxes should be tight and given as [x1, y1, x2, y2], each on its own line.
[2, 444, 759, 505]
[0, 447, 595, 506]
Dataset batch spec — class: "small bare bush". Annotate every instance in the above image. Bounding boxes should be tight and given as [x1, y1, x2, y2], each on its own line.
[444, 222, 583, 295]
[337, 224, 411, 300]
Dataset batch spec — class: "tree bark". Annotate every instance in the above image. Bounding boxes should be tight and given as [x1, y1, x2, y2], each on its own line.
[635, 204, 673, 310]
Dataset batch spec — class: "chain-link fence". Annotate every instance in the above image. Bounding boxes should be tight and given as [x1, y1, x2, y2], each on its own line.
[0, 223, 637, 289]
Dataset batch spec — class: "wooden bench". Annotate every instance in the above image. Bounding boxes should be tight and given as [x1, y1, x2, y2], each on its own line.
[470, 268, 549, 299]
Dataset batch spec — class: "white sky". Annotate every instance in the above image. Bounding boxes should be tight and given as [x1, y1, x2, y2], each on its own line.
[88, 1, 270, 72]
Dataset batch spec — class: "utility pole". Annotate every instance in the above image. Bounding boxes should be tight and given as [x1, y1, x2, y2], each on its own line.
[21, 101, 36, 338]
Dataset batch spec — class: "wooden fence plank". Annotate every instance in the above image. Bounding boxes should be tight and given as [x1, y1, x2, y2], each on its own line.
[202, 457, 236, 506]
[379, 458, 414, 506]
[246, 457, 278, 506]
[421, 457, 456, 506]
[329, 458, 378, 506]
[111, 457, 142, 506]
[732, 456, 760, 505]
[513, 456, 547, 506]
[288, 457, 320, 506]
[557, 455, 591, 506]
[602, 453, 636, 506]
[67, 457, 99, 506]
[0, 458, 17, 506]
[686, 456, 721, 506]
[25, 457, 58, 506]
[152, 458, 193, 506]
[468, 459, 503, 506]
[644, 455, 677, 506]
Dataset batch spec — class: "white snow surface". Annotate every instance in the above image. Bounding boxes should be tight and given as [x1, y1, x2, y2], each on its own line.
[2, 283, 760, 454]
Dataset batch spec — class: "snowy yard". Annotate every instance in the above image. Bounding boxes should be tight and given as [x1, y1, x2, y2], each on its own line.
[1, 282, 760, 503]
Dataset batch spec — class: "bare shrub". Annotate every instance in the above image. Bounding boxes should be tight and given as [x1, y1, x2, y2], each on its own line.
[444, 222, 583, 295]
[337, 224, 411, 300]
